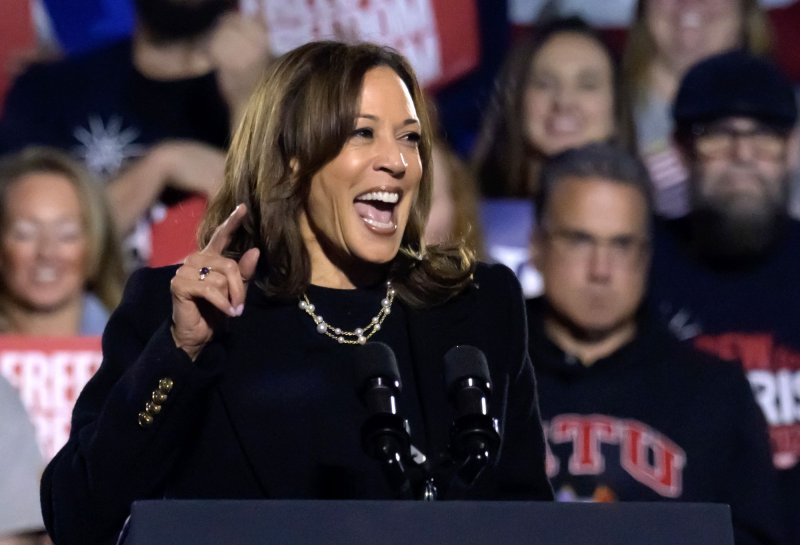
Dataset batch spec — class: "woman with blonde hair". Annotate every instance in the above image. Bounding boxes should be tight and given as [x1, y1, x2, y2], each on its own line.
[0, 147, 124, 335]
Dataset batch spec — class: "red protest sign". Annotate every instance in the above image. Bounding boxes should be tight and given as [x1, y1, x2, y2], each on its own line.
[0, 336, 102, 461]
[241, 0, 480, 89]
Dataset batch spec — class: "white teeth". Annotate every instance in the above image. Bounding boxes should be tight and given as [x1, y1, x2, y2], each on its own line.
[357, 191, 399, 204]
[679, 11, 701, 28]
[551, 117, 581, 133]
[362, 217, 397, 230]
[33, 268, 58, 282]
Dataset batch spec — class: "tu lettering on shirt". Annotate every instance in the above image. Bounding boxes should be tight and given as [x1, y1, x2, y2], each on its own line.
[543, 414, 686, 499]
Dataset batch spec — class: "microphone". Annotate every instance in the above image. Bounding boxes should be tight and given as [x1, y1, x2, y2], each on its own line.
[444, 345, 500, 486]
[353, 341, 412, 497]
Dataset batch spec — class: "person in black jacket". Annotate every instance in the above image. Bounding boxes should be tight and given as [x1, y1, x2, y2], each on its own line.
[40, 40, 553, 545]
[648, 50, 800, 544]
[527, 143, 785, 545]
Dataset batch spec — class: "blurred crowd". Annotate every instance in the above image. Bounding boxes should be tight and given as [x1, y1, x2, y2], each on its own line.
[0, 0, 799, 544]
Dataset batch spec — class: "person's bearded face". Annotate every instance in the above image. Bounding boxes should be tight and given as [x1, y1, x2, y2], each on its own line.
[135, 0, 236, 43]
[689, 117, 791, 259]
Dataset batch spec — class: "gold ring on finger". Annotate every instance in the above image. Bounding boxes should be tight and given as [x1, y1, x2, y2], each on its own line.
[198, 266, 212, 281]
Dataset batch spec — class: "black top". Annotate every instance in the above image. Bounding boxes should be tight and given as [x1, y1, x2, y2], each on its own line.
[0, 39, 230, 177]
[42, 262, 553, 545]
[649, 216, 800, 544]
[527, 297, 786, 545]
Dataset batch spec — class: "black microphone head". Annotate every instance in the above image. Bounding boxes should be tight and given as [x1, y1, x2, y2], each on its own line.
[443, 345, 491, 392]
[353, 341, 401, 391]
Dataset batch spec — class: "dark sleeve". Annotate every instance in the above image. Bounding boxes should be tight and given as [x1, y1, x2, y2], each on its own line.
[40, 267, 227, 545]
[477, 264, 554, 501]
[720, 364, 789, 545]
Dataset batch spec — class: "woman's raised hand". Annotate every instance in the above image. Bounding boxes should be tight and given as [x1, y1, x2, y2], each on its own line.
[170, 204, 260, 360]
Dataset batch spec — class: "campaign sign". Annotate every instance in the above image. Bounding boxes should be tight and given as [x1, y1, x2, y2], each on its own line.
[0, 336, 102, 461]
[240, 0, 479, 89]
[148, 194, 207, 267]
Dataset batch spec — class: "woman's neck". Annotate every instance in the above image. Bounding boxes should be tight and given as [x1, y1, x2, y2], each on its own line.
[6, 298, 83, 336]
[300, 213, 386, 289]
[309, 259, 385, 290]
[647, 58, 682, 104]
[132, 31, 214, 80]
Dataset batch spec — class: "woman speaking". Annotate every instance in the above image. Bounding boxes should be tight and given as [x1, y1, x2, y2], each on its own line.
[41, 40, 553, 545]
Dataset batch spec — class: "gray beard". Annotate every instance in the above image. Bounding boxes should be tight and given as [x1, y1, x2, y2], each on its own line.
[689, 172, 790, 261]
[690, 197, 788, 261]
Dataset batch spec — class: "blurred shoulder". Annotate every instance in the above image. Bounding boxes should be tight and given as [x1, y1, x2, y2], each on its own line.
[668, 338, 753, 396]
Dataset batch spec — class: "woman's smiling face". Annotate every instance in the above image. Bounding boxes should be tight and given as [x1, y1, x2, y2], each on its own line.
[523, 32, 615, 157]
[0, 172, 89, 312]
[299, 65, 423, 287]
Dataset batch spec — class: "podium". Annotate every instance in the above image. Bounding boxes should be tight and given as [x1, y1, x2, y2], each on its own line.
[120, 500, 734, 545]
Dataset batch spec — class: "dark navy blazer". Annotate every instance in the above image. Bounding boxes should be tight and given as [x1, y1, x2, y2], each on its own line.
[41, 262, 553, 545]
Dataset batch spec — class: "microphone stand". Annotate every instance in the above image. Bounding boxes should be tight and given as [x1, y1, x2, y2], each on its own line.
[450, 411, 500, 488]
[360, 406, 414, 499]
[443, 347, 502, 496]
[360, 410, 440, 500]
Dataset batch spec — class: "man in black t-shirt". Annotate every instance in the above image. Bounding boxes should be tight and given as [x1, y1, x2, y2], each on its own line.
[648, 51, 800, 544]
[0, 0, 272, 268]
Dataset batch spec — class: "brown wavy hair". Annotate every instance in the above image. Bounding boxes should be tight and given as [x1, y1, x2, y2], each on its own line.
[199, 40, 475, 308]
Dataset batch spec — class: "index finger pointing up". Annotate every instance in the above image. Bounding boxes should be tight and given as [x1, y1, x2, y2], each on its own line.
[205, 203, 249, 255]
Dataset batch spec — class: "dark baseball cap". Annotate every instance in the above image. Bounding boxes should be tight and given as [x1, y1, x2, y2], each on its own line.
[673, 50, 798, 129]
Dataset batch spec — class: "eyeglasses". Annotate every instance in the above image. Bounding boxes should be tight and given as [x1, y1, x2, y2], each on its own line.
[692, 122, 789, 160]
[543, 228, 650, 267]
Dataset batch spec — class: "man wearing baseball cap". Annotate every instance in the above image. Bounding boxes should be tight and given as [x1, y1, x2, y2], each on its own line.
[649, 50, 799, 544]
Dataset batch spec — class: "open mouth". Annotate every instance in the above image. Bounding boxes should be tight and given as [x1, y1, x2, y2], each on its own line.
[678, 10, 702, 30]
[32, 266, 59, 284]
[548, 116, 582, 137]
[354, 189, 402, 234]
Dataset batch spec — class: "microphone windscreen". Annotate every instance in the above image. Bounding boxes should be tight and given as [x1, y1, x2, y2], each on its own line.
[353, 341, 401, 387]
[443, 345, 491, 389]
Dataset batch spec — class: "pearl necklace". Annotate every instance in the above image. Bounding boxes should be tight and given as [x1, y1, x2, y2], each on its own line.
[298, 281, 396, 345]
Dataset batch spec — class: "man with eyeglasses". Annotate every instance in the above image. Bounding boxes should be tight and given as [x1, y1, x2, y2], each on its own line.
[648, 50, 800, 544]
[526, 143, 784, 545]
